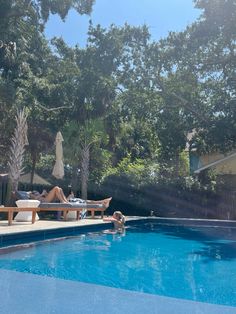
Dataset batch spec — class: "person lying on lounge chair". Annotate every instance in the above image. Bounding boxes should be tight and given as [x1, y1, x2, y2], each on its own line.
[29, 186, 112, 208]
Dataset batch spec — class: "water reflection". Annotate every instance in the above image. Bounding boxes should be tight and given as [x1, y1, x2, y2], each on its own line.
[128, 222, 236, 261]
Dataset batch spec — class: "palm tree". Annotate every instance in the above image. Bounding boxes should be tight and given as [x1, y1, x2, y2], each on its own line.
[8, 108, 28, 191]
[64, 118, 105, 199]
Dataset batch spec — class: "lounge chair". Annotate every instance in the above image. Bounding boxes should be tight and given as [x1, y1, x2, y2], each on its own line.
[14, 191, 108, 221]
[39, 202, 106, 220]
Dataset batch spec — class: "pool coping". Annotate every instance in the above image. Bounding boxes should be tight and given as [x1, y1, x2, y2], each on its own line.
[0, 216, 236, 247]
[153, 216, 236, 227]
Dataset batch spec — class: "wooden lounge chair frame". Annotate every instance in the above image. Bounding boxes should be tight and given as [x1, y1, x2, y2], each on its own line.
[39, 205, 106, 220]
[39, 206, 84, 221]
[0, 206, 106, 225]
[87, 208, 106, 219]
[0, 207, 40, 225]
[0, 198, 108, 225]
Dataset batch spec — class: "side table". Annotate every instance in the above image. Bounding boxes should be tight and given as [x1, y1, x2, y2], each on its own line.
[14, 200, 40, 222]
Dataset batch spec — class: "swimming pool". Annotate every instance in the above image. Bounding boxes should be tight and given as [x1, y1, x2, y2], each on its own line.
[0, 221, 236, 308]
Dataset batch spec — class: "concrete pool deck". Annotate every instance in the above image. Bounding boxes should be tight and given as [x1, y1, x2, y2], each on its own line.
[0, 269, 236, 314]
[0, 217, 115, 235]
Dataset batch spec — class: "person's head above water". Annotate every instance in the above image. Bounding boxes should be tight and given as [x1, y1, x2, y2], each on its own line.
[113, 211, 125, 222]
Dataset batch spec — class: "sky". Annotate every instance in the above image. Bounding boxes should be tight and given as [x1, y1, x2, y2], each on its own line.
[45, 0, 201, 47]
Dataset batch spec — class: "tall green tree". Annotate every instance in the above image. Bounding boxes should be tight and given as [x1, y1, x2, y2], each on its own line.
[0, 0, 95, 171]
[155, 0, 236, 154]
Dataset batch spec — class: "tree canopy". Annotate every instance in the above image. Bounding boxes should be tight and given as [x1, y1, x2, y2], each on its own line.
[1, 0, 236, 199]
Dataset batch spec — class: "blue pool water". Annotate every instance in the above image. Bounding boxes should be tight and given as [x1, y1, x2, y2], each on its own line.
[0, 222, 236, 307]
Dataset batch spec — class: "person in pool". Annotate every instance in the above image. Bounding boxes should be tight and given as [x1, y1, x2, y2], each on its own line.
[29, 186, 112, 208]
[103, 211, 126, 232]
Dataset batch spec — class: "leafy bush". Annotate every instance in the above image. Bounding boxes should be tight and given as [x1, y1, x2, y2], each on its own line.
[98, 159, 220, 218]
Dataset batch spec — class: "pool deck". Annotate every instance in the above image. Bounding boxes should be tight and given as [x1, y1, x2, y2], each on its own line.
[0, 217, 236, 314]
[0, 269, 236, 314]
[0, 216, 115, 235]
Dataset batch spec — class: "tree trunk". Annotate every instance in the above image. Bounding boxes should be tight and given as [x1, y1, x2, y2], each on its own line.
[30, 152, 37, 184]
[81, 146, 90, 200]
[71, 163, 79, 194]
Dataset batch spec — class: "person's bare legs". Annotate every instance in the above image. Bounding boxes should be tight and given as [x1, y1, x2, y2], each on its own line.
[57, 187, 69, 203]
[87, 197, 112, 208]
[44, 186, 69, 203]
